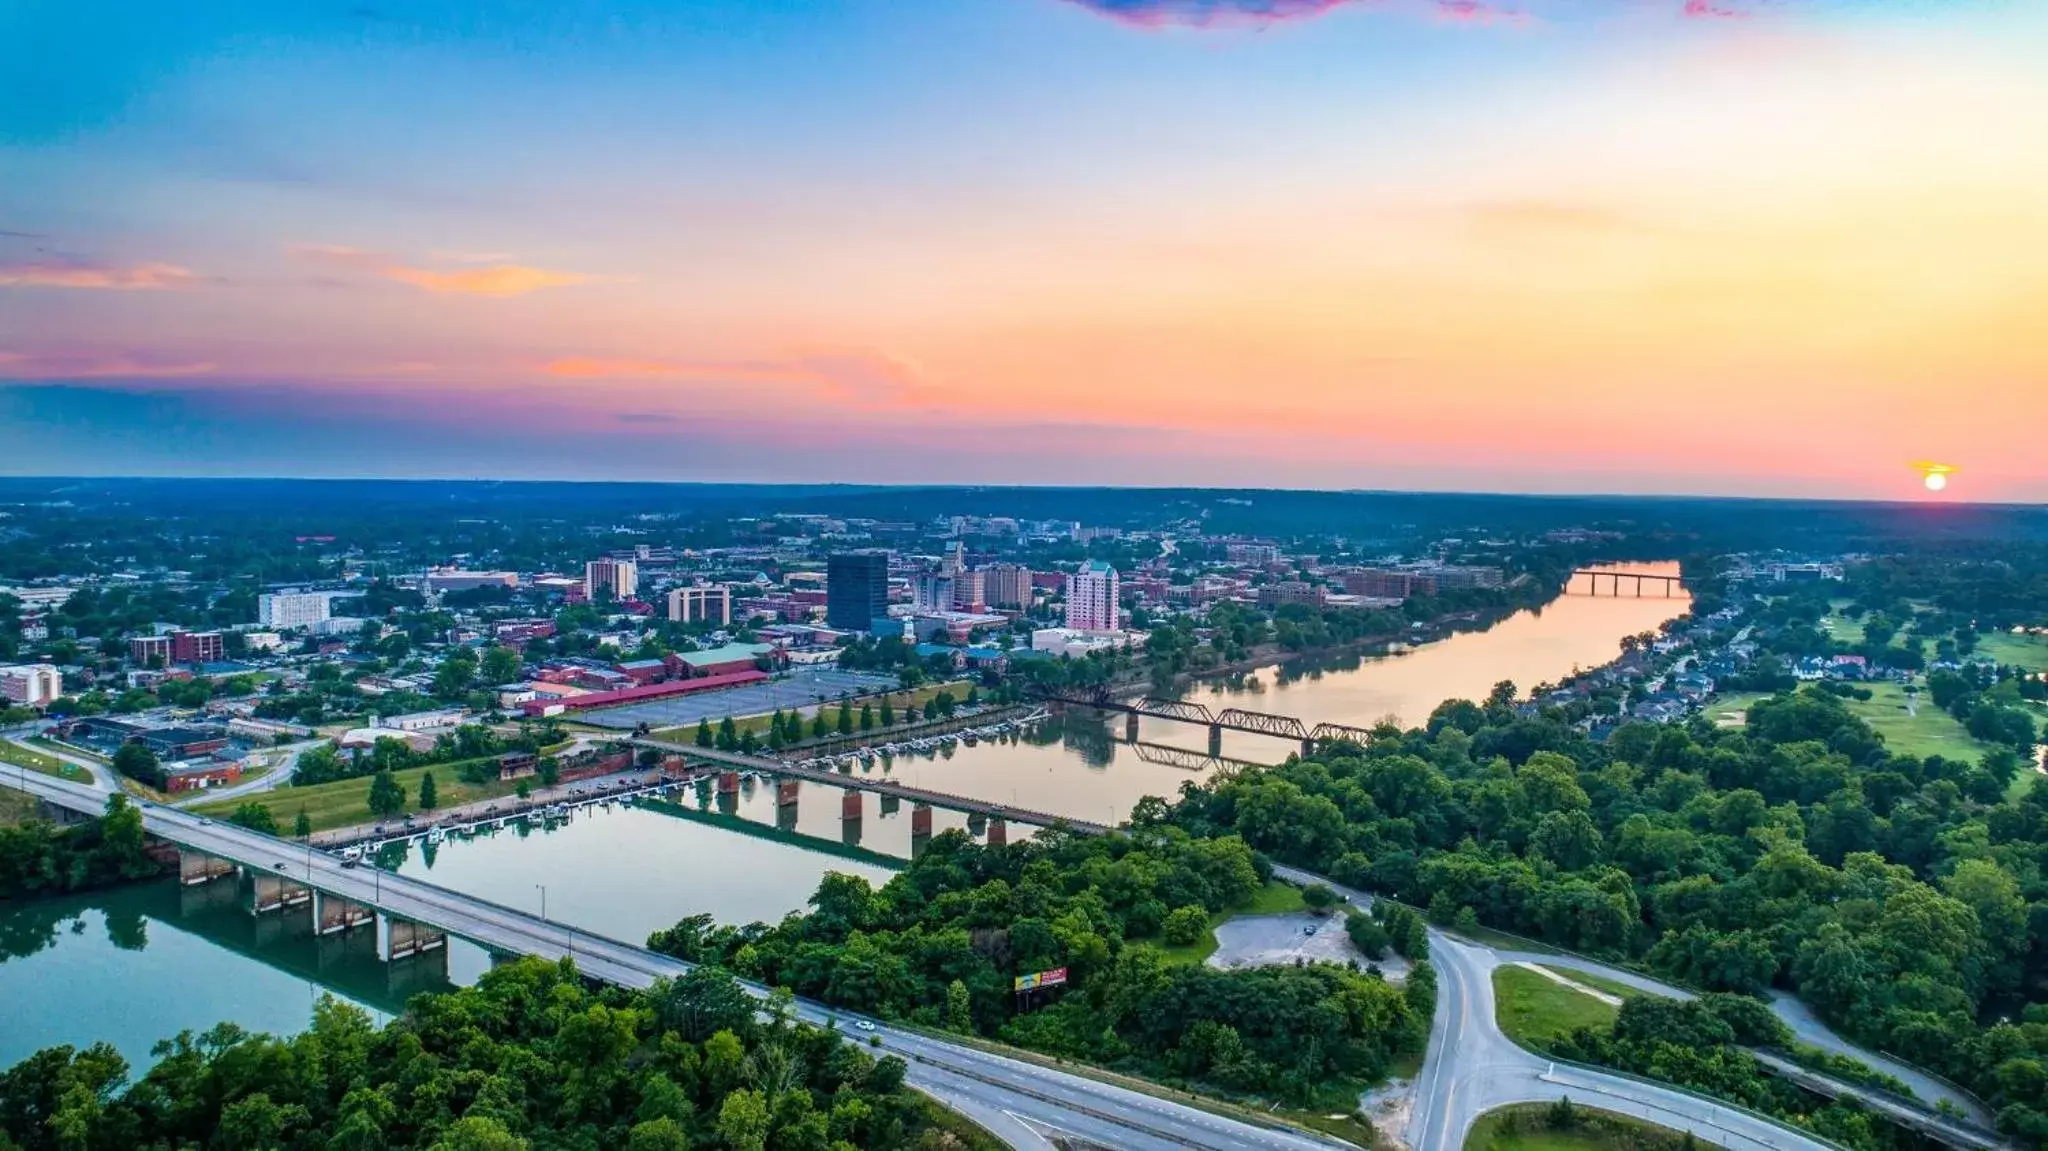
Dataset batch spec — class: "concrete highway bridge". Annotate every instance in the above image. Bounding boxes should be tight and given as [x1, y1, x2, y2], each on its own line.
[11, 772, 1344, 1151]
[627, 739, 1114, 847]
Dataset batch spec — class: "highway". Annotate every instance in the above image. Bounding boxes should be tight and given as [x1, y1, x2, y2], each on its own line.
[11, 771, 1343, 1151]
[1272, 866, 2013, 1151]
[1270, 867, 1847, 1151]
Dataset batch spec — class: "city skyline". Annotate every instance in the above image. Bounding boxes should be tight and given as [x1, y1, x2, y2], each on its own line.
[4, 0, 2044, 500]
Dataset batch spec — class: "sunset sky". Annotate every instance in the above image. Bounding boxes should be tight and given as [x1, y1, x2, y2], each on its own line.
[3, 0, 2044, 499]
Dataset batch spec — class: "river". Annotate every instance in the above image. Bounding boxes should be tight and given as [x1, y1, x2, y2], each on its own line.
[0, 563, 1686, 1068]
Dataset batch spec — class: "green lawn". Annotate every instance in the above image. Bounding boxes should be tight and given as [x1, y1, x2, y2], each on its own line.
[1540, 966, 1655, 1002]
[1842, 682, 2003, 764]
[194, 757, 526, 832]
[1705, 691, 1770, 729]
[1492, 965, 1619, 1052]
[1975, 631, 2048, 672]
[1824, 612, 1867, 647]
[1466, 1104, 1692, 1151]
[0, 738, 94, 784]
[1146, 879, 1311, 966]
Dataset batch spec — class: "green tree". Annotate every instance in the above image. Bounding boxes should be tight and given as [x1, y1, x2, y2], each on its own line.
[1161, 904, 1209, 946]
[294, 809, 312, 839]
[946, 979, 973, 1032]
[696, 717, 714, 748]
[880, 700, 896, 727]
[367, 770, 406, 818]
[716, 1088, 772, 1151]
[111, 741, 164, 788]
[836, 701, 854, 736]
[478, 646, 522, 686]
[859, 703, 874, 732]
[418, 771, 438, 810]
[228, 802, 279, 835]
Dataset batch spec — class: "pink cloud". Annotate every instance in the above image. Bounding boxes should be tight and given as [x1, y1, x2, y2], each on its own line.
[1059, 0, 1365, 28]
[0, 262, 200, 291]
[0, 350, 217, 378]
[542, 350, 929, 406]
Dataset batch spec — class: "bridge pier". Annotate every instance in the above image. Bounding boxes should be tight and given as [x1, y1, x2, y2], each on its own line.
[386, 942, 451, 996]
[1303, 739, 1316, 758]
[249, 871, 312, 915]
[1125, 712, 1140, 743]
[967, 811, 987, 836]
[911, 802, 933, 859]
[379, 914, 447, 962]
[314, 890, 375, 935]
[1208, 725, 1223, 757]
[37, 799, 90, 826]
[841, 789, 864, 847]
[987, 817, 1007, 847]
[178, 848, 236, 887]
[776, 778, 801, 832]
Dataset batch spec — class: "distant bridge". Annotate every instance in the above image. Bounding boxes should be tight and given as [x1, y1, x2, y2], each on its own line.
[627, 739, 1112, 842]
[1570, 568, 1686, 597]
[1030, 685, 1380, 754]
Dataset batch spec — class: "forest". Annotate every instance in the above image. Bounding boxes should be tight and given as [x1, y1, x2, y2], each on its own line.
[0, 957, 990, 1151]
[1152, 676, 2048, 1142]
[647, 827, 1432, 1108]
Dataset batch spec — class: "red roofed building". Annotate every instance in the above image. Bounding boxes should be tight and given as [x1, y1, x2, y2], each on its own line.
[518, 669, 770, 716]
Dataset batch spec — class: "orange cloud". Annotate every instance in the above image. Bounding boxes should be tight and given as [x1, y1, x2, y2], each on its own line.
[384, 264, 590, 297]
[291, 243, 591, 297]
[0, 262, 199, 290]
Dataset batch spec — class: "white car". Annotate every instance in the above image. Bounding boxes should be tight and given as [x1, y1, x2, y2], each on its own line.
[854, 1021, 876, 1032]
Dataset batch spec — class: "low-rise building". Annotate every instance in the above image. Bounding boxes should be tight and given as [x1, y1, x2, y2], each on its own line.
[376, 708, 468, 733]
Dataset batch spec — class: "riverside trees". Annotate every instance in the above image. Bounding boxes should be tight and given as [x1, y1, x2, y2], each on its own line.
[0, 958, 970, 1151]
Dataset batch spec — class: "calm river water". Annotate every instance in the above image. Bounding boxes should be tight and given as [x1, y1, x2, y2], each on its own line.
[1, 563, 1685, 1068]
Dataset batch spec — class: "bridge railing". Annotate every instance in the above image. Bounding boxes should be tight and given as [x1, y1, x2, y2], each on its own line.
[1540, 1053, 1862, 1151]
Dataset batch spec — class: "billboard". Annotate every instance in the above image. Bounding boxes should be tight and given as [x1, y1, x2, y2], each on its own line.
[1013, 967, 1069, 992]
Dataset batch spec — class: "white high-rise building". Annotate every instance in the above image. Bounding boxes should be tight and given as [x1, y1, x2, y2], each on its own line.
[1064, 561, 1120, 632]
[258, 591, 332, 630]
[0, 664, 62, 707]
[584, 558, 639, 602]
[913, 573, 955, 613]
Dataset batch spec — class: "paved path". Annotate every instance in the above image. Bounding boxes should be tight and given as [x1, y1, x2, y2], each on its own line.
[179, 738, 326, 807]
[12, 771, 1343, 1151]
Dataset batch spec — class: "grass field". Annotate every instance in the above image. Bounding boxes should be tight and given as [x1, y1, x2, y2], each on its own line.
[0, 738, 94, 784]
[1976, 631, 2048, 672]
[1147, 878, 1311, 966]
[1842, 682, 2003, 764]
[1824, 611, 1867, 647]
[1705, 692, 1770, 729]
[1492, 965, 1619, 1052]
[194, 756, 525, 832]
[1540, 966, 1656, 1002]
[1466, 1104, 1690, 1151]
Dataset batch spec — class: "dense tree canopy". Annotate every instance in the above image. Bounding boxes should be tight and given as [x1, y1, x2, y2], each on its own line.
[0, 958, 982, 1151]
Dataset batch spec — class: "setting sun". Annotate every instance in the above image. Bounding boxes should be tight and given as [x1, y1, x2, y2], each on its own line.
[1914, 462, 1957, 493]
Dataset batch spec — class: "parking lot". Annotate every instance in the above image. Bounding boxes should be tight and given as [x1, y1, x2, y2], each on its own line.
[577, 667, 900, 730]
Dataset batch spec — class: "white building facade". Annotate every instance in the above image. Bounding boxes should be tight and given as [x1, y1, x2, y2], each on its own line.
[0, 664, 63, 707]
[258, 591, 333, 629]
[1064, 561, 1121, 632]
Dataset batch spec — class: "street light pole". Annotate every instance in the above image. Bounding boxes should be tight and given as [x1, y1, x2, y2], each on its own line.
[535, 883, 547, 922]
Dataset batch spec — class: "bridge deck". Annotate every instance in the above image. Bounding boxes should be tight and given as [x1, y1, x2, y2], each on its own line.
[630, 741, 1109, 834]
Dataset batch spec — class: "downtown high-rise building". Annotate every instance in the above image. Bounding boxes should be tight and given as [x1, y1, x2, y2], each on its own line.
[827, 552, 890, 631]
[981, 563, 1033, 609]
[584, 558, 639, 602]
[1064, 561, 1120, 632]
